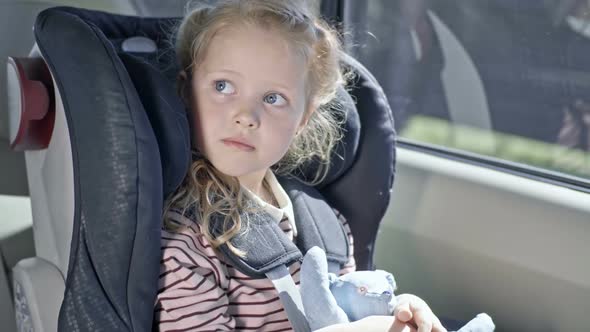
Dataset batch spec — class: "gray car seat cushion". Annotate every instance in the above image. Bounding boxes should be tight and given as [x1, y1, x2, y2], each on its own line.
[119, 53, 191, 197]
[35, 8, 164, 331]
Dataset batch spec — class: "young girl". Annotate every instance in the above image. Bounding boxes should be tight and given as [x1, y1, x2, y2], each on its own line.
[155, 1, 446, 331]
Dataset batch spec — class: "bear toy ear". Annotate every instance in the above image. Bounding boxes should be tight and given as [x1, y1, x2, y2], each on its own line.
[385, 273, 398, 315]
[300, 247, 349, 330]
[370, 270, 397, 315]
[375, 270, 397, 291]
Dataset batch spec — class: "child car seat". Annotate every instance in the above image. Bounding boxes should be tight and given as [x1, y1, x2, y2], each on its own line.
[8, 6, 396, 331]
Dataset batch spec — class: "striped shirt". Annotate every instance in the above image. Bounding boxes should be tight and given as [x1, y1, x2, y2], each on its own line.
[155, 171, 356, 331]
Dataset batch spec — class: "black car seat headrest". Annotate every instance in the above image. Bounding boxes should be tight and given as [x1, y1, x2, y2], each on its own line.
[119, 53, 190, 196]
[33, 6, 395, 331]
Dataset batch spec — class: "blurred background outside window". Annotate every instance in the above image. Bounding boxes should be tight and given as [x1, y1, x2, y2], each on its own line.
[344, 0, 590, 184]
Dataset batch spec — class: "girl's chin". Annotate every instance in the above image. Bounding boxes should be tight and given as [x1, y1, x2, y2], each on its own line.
[209, 162, 267, 179]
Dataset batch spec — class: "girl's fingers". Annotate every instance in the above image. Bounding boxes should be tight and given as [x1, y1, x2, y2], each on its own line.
[411, 305, 432, 332]
[388, 318, 417, 332]
[426, 307, 446, 332]
[432, 319, 447, 332]
[393, 302, 413, 322]
[411, 303, 447, 332]
[416, 319, 432, 332]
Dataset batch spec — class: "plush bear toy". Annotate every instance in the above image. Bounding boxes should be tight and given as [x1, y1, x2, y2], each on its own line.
[300, 247, 495, 332]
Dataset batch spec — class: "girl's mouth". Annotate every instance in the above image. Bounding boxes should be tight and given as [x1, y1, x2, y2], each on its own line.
[221, 138, 255, 151]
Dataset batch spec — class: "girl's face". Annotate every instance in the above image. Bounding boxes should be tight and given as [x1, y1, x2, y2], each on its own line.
[188, 25, 311, 188]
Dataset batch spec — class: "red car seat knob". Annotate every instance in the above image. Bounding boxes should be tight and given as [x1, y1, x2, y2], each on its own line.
[7, 56, 55, 151]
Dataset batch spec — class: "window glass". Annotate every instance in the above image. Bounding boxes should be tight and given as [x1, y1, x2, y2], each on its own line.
[347, 0, 590, 182]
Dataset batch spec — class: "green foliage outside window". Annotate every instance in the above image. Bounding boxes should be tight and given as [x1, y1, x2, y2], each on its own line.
[401, 116, 590, 181]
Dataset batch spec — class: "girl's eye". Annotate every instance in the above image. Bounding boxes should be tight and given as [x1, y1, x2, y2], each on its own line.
[263, 93, 287, 106]
[214, 80, 235, 94]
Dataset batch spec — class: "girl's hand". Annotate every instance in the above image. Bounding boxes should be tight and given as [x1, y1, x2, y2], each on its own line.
[354, 316, 414, 332]
[393, 294, 447, 332]
[315, 315, 415, 332]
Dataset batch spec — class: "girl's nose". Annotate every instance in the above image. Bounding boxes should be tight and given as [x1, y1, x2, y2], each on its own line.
[233, 106, 261, 129]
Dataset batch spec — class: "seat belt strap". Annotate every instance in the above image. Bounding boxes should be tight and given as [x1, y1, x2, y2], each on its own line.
[266, 265, 311, 332]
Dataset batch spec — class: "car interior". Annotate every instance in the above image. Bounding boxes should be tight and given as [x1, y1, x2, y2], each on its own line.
[1, 1, 589, 332]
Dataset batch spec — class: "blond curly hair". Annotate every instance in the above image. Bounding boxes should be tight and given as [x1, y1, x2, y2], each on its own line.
[165, 0, 350, 255]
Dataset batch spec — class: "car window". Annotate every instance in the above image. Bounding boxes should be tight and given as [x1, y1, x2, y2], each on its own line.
[345, 0, 590, 186]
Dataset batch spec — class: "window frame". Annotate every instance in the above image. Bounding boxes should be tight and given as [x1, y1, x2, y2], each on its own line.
[398, 138, 590, 193]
